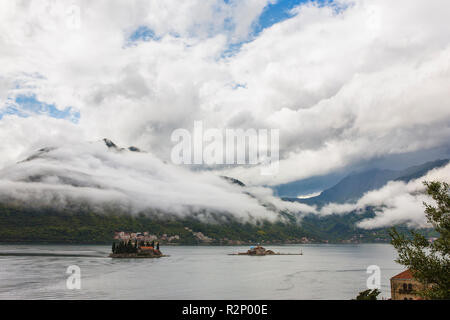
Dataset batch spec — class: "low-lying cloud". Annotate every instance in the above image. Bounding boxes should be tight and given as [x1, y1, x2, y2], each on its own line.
[1, 138, 448, 230]
[319, 163, 450, 229]
[0, 140, 312, 222]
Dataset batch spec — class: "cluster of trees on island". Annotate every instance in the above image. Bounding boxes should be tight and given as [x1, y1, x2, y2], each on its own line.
[111, 240, 159, 254]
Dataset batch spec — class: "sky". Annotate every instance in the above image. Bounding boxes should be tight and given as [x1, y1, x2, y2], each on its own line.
[0, 0, 450, 227]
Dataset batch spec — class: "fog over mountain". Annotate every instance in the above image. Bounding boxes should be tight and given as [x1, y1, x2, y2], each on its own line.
[0, 139, 312, 222]
[290, 159, 449, 205]
[1, 137, 448, 230]
[320, 162, 450, 229]
[290, 160, 450, 229]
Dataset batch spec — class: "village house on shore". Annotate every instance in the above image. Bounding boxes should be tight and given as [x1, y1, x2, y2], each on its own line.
[114, 231, 180, 243]
[390, 270, 426, 300]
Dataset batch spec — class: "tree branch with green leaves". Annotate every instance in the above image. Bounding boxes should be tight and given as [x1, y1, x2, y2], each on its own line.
[390, 181, 450, 300]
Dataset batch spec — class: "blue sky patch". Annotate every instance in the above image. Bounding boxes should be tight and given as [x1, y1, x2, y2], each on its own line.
[126, 26, 160, 46]
[255, 0, 310, 34]
[254, 0, 344, 36]
[222, 0, 339, 58]
[0, 94, 80, 123]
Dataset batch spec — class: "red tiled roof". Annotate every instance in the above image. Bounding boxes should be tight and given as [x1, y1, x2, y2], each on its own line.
[391, 269, 414, 280]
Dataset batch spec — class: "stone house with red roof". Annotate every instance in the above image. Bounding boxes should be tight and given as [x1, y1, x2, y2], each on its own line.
[390, 270, 426, 300]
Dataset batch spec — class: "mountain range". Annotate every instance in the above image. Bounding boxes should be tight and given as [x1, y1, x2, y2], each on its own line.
[0, 139, 446, 243]
[283, 159, 449, 206]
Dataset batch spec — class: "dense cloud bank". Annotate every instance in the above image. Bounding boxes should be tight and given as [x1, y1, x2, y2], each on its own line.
[0, 140, 312, 222]
[0, 139, 448, 229]
[318, 163, 450, 229]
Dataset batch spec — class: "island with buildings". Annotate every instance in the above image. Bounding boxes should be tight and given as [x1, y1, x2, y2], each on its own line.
[229, 245, 303, 256]
[110, 231, 167, 258]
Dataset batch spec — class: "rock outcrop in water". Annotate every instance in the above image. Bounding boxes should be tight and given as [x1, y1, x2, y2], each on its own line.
[229, 245, 303, 256]
[233, 246, 276, 256]
[245, 246, 275, 255]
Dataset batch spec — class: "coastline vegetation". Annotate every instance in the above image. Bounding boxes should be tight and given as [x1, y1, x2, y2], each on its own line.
[0, 202, 437, 244]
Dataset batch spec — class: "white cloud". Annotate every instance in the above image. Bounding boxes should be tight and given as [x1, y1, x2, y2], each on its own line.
[319, 163, 450, 229]
[0, 0, 449, 224]
[0, 139, 311, 221]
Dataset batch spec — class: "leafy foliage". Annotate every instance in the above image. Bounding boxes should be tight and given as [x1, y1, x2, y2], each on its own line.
[390, 181, 450, 300]
[355, 289, 380, 300]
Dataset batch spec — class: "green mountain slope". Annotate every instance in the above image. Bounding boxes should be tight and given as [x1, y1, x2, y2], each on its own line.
[0, 155, 445, 244]
[288, 159, 449, 206]
[0, 202, 436, 244]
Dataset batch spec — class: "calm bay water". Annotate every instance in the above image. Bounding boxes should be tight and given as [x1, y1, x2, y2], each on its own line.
[0, 244, 402, 300]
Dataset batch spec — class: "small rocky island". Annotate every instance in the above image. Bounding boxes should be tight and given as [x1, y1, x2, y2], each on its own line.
[110, 239, 166, 258]
[229, 245, 303, 256]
